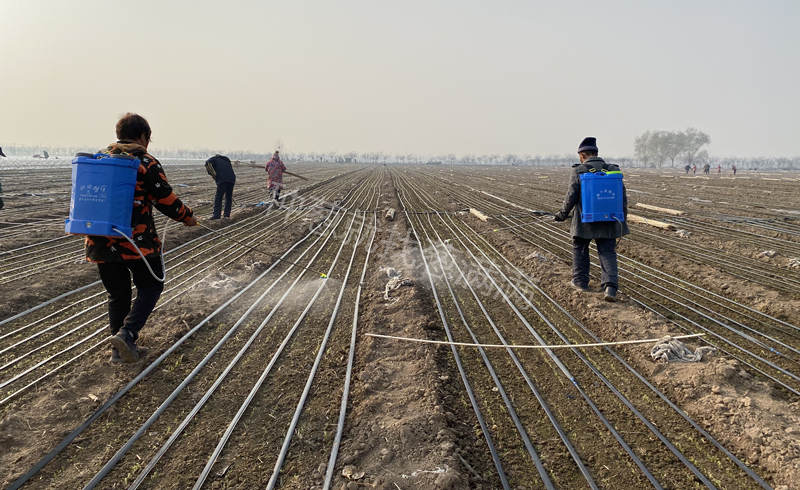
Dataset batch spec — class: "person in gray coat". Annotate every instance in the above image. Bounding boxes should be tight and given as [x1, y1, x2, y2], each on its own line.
[205, 154, 236, 219]
[554, 137, 629, 301]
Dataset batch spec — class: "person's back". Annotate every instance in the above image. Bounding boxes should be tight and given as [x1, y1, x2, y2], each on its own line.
[554, 137, 628, 301]
[206, 154, 236, 184]
[206, 154, 236, 219]
[87, 113, 196, 363]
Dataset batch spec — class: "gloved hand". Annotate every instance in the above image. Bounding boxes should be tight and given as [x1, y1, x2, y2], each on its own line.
[184, 216, 198, 226]
[553, 211, 567, 222]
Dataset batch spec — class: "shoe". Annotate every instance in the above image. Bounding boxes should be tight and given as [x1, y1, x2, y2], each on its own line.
[209, 216, 221, 220]
[110, 347, 121, 364]
[570, 279, 590, 292]
[108, 329, 141, 363]
[604, 286, 618, 302]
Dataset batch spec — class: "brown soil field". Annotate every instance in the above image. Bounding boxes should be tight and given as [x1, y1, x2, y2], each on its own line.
[1, 163, 798, 489]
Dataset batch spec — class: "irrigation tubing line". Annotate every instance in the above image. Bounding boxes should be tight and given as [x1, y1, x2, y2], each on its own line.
[0, 205, 275, 328]
[509, 214, 800, 355]
[426, 184, 697, 485]
[405, 173, 640, 487]
[395, 178, 511, 489]
[196, 222, 331, 278]
[414, 207, 595, 489]
[93, 174, 380, 487]
[507, 212, 800, 332]
[7, 208, 340, 490]
[417, 208, 557, 489]
[460, 218, 772, 489]
[193, 211, 357, 489]
[126, 209, 348, 489]
[365, 332, 705, 349]
[508, 215, 800, 380]
[0, 209, 309, 369]
[83, 208, 343, 489]
[436, 212, 707, 488]
[0, 218, 322, 407]
[267, 215, 366, 489]
[404, 171, 703, 486]
[323, 210, 378, 490]
[502, 214, 800, 395]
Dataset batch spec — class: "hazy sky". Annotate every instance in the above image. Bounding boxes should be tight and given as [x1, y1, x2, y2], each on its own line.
[1, 0, 797, 157]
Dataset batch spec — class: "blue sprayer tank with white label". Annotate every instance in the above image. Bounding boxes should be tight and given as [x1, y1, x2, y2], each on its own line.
[65, 153, 140, 237]
[579, 170, 625, 223]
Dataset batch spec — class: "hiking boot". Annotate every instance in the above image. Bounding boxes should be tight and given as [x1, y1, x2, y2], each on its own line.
[604, 286, 618, 302]
[110, 347, 121, 364]
[570, 279, 590, 292]
[108, 329, 141, 363]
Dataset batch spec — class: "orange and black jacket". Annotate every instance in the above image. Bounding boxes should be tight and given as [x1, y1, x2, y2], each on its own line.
[85, 142, 193, 263]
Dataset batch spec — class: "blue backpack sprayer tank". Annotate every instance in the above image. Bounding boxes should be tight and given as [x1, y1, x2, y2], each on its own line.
[65, 152, 166, 281]
[579, 170, 625, 223]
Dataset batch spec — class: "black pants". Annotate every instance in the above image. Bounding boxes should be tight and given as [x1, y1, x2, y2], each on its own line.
[572, 237, 619, 289]
[213, 182, 235, 218]
[97, 256, 164, 341]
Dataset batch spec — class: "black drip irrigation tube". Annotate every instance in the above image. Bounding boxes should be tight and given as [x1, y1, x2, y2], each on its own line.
[7, 172, 370, 488]
[393, 176, 511, 490]
[456, 216, 772, 489]
[501, 214, 800, 395]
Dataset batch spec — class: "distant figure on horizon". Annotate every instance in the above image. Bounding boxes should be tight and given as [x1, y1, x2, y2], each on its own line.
[703, 163, 710, 175]
[691, 164, 697, 175]
[266, 150, 287, 204]
[684, 164, 690, 174]
[717, 164, 721, 174]
[732, 164, 737, 175]
[205, 154, 236, 219]
[553, 137, 629, 302]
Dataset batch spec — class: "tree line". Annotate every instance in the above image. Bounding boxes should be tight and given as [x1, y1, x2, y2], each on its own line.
[3, 137, 798, 169]
[634, 128, 711, 168]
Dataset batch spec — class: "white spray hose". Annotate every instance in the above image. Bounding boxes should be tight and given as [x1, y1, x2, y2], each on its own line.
[111, 222, 170, 283]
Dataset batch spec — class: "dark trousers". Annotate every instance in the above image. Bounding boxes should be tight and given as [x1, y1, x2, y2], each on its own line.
[213, 182, 234, 218]
[572, 237, 619, 289]
[97, 256, 164, 341]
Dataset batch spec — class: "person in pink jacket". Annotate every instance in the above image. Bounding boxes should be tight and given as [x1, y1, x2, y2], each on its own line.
[265, 150, 286, 202]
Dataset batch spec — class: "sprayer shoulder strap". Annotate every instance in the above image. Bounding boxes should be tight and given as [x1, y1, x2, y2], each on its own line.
[205, 160, 217, 178]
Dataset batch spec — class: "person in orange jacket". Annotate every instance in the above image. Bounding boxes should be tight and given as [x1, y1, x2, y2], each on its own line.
[87, 113, 197, 363]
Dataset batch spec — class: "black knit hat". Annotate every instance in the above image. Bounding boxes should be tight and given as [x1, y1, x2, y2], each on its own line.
[578, 137, 598, 153]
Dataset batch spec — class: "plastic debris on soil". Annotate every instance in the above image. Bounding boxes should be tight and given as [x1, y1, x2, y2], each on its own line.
[380, 266, 414, 302]
[525, 250, 549, 262]
[650, 336, 716, 362]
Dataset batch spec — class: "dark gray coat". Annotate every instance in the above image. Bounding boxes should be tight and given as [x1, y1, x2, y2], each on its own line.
[205, 154, 236, 184]
[558, 157, 630, 239]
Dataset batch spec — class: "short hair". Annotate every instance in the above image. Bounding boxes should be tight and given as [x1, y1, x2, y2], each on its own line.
[116, 113, 151, 142]
[580, 150, 598, 157]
